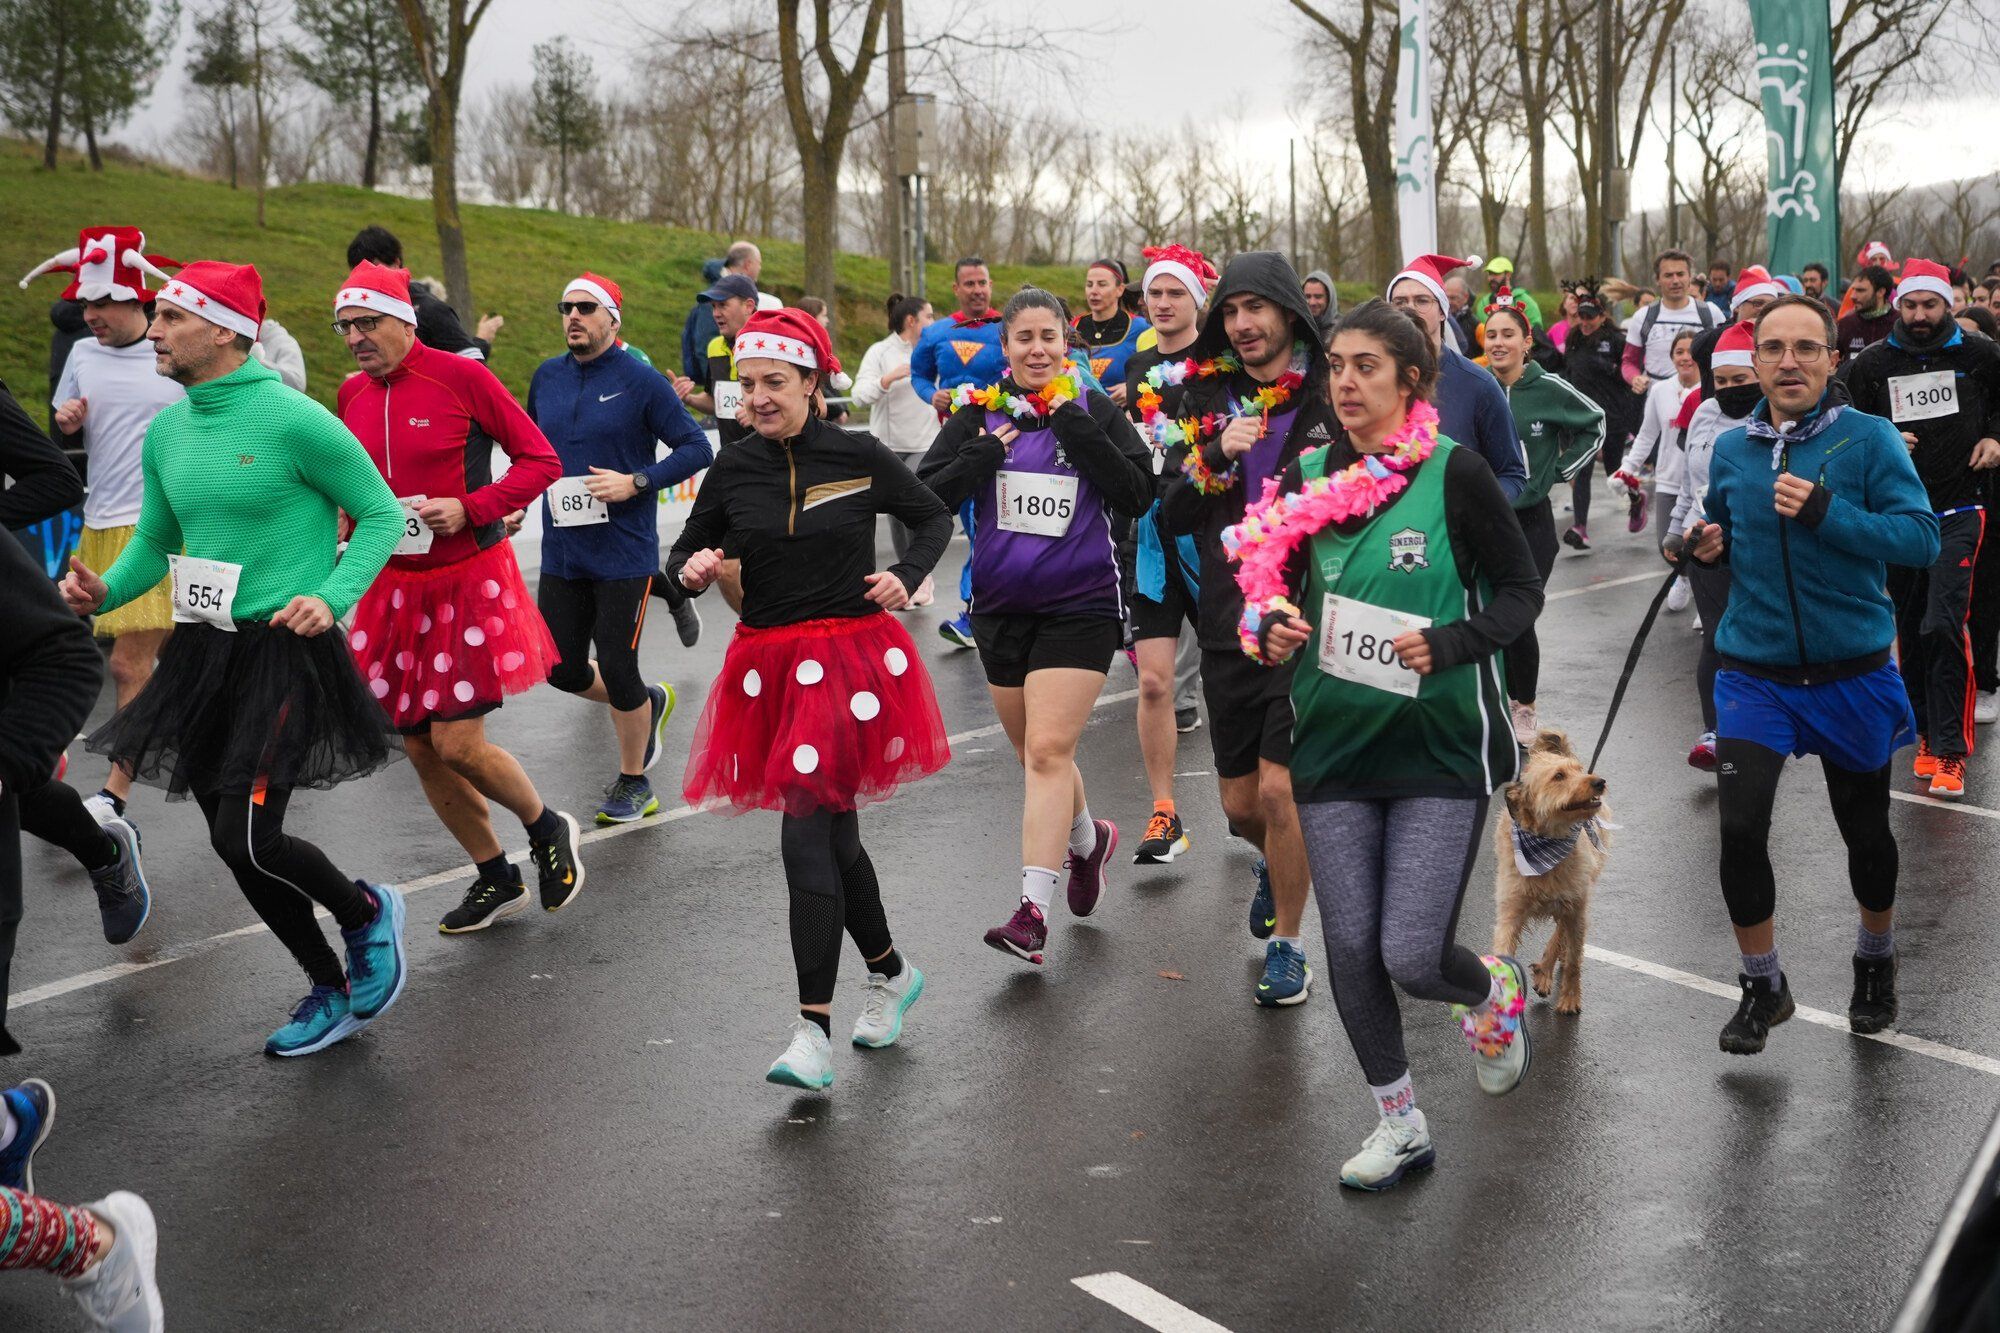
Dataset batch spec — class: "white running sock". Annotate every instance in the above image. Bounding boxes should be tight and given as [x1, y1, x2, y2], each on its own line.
[1021, 866, 1060, 911]
[1069, 807, 1097, 858]
[1273, 935, 1302, 951]
[1371, 1074, 1418, 1120]
[0, 1102, 16, 1151]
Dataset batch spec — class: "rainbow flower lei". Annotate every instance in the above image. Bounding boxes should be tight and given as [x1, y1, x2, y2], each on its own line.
[951, 363, 1085, 423]
[1223, 398, 1442, 661]
[1140, 343, 1310, 496]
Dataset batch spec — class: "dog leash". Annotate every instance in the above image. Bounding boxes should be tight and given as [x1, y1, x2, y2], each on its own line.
[1584, 552, 1692, 774]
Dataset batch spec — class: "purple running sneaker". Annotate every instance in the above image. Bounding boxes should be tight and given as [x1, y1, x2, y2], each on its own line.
[1065, 819, 1117, 916]
[984, 899, 1048, 964]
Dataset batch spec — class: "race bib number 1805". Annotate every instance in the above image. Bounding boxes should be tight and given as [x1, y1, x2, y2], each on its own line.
[995, 469, 1079, 537]
[169, 555, 243, 631]
[1317, 593, 1431, 698]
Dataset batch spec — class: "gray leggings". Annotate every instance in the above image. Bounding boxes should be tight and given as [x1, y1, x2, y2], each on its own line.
[1300, 796, 1492, 1086]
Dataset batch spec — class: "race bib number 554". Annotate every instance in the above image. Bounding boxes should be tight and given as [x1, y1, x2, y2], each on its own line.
[169, 555, 243, 631]
[1317, 593, 1431, 698]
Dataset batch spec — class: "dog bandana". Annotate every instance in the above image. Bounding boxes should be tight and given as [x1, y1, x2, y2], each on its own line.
[1510, 818, 1609, 879]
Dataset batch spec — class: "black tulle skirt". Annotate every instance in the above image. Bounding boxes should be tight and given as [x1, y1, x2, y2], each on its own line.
[87, 620, 402, 799]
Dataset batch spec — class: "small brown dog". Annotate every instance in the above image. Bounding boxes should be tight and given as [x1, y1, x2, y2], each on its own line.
[1492, 729, 1611, 1015]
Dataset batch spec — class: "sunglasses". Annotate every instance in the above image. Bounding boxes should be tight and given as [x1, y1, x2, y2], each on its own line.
[332, 315, 390, 335]
[557, 300, 602, 317]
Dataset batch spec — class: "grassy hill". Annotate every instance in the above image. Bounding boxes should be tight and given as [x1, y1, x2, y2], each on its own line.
[0, 139, 1080, 425]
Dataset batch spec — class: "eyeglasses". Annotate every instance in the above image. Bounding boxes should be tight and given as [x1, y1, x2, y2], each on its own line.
[557, 300, 601, 317]
[1389, 293, 1439, 312]
[332, 315, 389, 335]
[1754, 339, 1832, 365]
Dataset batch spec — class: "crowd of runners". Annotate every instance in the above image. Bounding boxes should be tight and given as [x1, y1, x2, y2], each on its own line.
[2, 217, 1997, 1329]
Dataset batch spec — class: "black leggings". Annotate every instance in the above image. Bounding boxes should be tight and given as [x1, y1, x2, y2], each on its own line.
[1507, 498, 1560, 703]
[196, 787, 373, 989]
[18, 780, 116, 869]
[538, 573, 652, 712]
[779, 808, 892, 1006]
[1715, 739, 1896, 929]
[1688, 563, 1730, 732]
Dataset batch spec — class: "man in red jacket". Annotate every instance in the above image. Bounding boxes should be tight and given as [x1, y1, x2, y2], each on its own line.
[334, 261, 587, 934]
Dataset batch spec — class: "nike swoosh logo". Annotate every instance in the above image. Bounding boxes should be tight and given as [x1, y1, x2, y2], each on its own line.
[1264, 918, 1277, 928]
[599, 392, 624, 402]
[563, 871, 574, 885]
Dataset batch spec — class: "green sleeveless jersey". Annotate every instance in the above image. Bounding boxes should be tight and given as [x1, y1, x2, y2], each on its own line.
[1288, 440, 1518, 799]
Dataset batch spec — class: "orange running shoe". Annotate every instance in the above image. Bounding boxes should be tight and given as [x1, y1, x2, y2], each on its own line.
[1914, 738, 1938, 781]
[1930, 755, 1966, 800]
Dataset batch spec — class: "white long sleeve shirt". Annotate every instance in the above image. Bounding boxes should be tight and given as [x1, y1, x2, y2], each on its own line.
[852, 333, 941, 457]
[1620, 375, 1700, 495]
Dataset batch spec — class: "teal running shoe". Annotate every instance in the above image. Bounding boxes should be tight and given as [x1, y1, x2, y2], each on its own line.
[341, 883, 408, 1024]
[265, 985, 358, 1057]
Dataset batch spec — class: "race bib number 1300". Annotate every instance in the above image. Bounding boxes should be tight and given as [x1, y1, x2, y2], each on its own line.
[1317, 593, 1431, 698]
[169, 554, 243, 631]
[1888, 370, 1958, 424]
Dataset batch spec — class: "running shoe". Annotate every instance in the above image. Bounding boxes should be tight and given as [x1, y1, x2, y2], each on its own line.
[852, 961, 925, 1048]
[1064, 818, 1117, 916]
[909, 574, 936, 608]
[1175, 707, 1202, 734]
[53, 750, 67, 782]
[666, 598, 702, 648]
[1850, 954, 1897, 1035]
[1122, 645, 1139, 673]
[1562, 525, 1591, 551]
[1666, 575, 1691, 612]
[596, 774, 659, 824]
[1509, 700, 1538, 748]
[641, 682, 677, 773]
[0, 1077, 55, 1192]
[766, 1018, 835, 1090]
[938, 612, 977, 649]
[1719, 973, 1794, 1055]
[983, 899, 1048, 965]
[341, 883, 407, 1023]
[81, 790, 120, 824]
[1339, 1112, 1435, 1192]
[438, 875, 529, 933]
[264, 985, 358, 1057]
[1687, 732, 1718, 771]
[1626, 490, 1649, 534]
[1255, 939, 1312, 1007]
[1930, 755, 1967, 800]
[62, 1191, 163, 1333]
[1978, 690, 1999, 726]
[1691, 609, 1703, 634]
[1453, 955, 1530, 1095]
[1249, 857, 1275, 940]
[90, 816, 151, 945]
[1914, 738, 1938, 781]
[534, 810, 586, 910]
[1133, 810, 1190, 864]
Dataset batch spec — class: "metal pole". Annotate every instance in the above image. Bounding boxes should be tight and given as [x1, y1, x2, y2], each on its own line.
[913, 176, 927, 303]
[885, 0, 909, 293]
[1597, 0, 1617, 274]
[1666, 44, 1679, 248]
[1289, 138, 1298, 265]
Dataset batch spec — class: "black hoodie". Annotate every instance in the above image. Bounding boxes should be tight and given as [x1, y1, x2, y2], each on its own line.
[1847, 320, 2000, 512]
[1160, 251, 1339, 653]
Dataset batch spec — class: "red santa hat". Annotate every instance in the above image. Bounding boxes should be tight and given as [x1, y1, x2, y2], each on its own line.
[18, 225, 183, 303]
[1730, 265, 1781, 311]
[1141, 244, 1219, 309]
[334, 261, 417, 325]
[733, 308, 842, 379]
[564, 272, 623, 325]
[1711, 320, 1757, 370]
[1387, 252, 1482, 311]
[1855, 240, 1899, 273]
[155, 261, 266, 340]
[1893, 258, 1954, 306]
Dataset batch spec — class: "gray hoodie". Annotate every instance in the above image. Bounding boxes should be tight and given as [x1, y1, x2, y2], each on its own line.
[1303, 268, 1340, 340]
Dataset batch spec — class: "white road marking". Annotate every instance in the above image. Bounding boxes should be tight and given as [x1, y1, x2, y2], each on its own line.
[10, 689, 1137, 1012]
[1073, 1272, 1233, 1333]
[1544, 570, 1663, 602]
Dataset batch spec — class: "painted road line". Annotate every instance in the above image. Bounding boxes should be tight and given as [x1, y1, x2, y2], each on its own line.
[1073, 1272, 1233, 1333]
[1544, 570, 1662, 602]
[1586, 945, 2000, 1079]
[10, 689, 1139, 1013]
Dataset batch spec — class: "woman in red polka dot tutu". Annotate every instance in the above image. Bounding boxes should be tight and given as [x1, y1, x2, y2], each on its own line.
[669, 308, 953, 1091]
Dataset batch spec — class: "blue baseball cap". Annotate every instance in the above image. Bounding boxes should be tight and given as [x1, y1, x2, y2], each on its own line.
[699, 273, 759, 305]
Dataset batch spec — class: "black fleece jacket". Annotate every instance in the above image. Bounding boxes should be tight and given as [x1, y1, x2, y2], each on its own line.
[1847, 323, 2000, 512]
[0, 378, 84, 530]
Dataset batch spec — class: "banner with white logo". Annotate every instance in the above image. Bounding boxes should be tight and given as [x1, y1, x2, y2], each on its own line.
[1393, 0, 1437, 261]
[1748, 0, 1840, 275]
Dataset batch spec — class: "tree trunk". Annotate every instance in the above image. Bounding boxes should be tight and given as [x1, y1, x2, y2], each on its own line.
[41, 38, 65, 170]
[428, 96, 475, 321]
[363, 79, 381, 189]
[1523, 105, 1550, 283]
[800, 147, 836, 307]
[83, 112, 100, 171]
[557, 140, 568, 213]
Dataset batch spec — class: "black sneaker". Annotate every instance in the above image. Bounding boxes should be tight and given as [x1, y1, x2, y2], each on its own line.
[439, 875, 529, 934]
[671, 599, 702, 648]
[1849, 954, 1898, 1034]
[534, 810, 586, 912]
[1562, 525, 1591, 551]
[1719, 973, 1795, 1054]
[1174, 707, 1201, 734]
[1133, 810, 1191, 864]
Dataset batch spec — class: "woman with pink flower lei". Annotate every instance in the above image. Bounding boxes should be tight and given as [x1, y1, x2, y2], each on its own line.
[1233, 299, 1544, 1191]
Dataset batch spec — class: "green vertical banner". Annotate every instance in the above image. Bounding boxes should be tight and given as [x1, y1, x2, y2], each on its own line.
[1748, 0, 1840, 275]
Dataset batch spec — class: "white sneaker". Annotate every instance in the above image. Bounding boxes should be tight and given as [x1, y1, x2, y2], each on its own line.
[63, 1191, 163, 1333]
[1665, 576, 1691, 612]
[81, 792, 119, 825]
[852, 961, 925, 1048]
[765, 1018, 834, 1090]
[910, 575, 936, 609]
[1690, 609, 1704, 633]
[1509, 700, 1538, 748]
[1339, 1111, 1436, 1191]
[1977, 690, 1999, 726]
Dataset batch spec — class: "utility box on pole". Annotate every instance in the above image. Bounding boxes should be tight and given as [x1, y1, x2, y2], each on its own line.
[895, 93, 936, 300]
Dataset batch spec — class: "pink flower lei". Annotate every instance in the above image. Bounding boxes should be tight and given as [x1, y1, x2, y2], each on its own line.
[1223, 398, 1443, 660]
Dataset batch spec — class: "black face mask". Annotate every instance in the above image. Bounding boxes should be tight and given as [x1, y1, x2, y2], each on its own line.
[1715, 383, 1762, 420]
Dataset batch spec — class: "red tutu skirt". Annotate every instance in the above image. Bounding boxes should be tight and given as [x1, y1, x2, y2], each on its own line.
[683, 612, 950, 816]
[346, 541, 558, 730]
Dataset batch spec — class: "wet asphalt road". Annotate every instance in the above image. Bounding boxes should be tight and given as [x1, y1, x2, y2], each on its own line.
[6, 506, 1999, 1332]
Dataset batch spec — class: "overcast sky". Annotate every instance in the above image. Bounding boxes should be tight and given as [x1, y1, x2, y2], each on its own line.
[133, 0, 1993, 205]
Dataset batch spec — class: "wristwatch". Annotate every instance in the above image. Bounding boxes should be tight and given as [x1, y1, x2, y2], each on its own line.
[631, 472, 651, 492]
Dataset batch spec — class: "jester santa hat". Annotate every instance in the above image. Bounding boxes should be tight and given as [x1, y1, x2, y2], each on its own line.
[19, 225, 183, 303]
[680, 305, 951, 818]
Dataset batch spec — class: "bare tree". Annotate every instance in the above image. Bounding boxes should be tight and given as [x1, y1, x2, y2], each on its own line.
[1658, 10, 1758, 265]
[1828, 0, 1959, 188]
[1509, 0, 1595, 284]
[1288, 0, 1400, 282]
[1432, 0, 1525, 259]
[395, 0, 494, 320]
[470, 84, 542, 205]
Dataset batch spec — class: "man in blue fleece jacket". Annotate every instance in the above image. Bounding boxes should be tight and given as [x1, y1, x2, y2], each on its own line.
[1685, 295, 1940, 1058]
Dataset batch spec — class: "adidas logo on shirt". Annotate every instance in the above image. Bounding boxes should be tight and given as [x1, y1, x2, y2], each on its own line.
[1307, 422, 1332, 442]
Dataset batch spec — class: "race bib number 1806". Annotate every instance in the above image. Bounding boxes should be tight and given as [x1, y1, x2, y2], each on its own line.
[1317, 593, 1431, 698]
[1888, 370, 1958, 424]
[169, 554, 243, 631]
